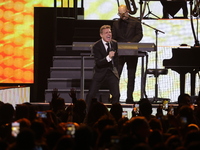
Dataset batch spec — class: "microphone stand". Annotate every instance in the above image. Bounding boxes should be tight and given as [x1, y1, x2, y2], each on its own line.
[130, 17, 166, 101]
[189, 0, 200, 47]
[141, 22, 165, 103]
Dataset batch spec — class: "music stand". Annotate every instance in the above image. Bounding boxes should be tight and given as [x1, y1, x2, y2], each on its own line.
[143, 1, 160, 19]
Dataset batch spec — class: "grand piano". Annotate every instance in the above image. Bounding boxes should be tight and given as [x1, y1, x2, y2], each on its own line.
[163, 47, 200, 96]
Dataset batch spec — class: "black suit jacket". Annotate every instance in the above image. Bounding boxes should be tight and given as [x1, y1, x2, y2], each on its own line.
[112, 16, 143, 42]
[92, 39, 119, 80]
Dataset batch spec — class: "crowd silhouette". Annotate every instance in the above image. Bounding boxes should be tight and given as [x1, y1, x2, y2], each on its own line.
[0, 88, 200, 150]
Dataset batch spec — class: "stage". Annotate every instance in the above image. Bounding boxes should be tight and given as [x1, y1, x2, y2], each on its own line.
[0, 2, 200, 107]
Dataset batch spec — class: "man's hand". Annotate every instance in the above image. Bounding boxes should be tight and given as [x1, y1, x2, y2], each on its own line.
[52, 88, 60, 99]
[109, 51, 115, 59]
[69, 88, 76, 99]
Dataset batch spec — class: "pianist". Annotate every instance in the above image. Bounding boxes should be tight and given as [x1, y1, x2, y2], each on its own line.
[112, 4, 143, 104]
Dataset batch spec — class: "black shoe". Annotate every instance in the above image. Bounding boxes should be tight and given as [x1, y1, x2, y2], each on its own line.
[126, 99, 134, 104]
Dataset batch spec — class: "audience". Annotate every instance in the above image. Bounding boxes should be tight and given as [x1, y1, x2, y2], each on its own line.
[0, 92, 200, 150]
[138, 98, 155, 121]
[0, 103, 15, 126]
[109, 102, 123, 123]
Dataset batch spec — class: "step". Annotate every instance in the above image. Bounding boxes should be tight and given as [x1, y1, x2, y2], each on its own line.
[50, 67, 93, 78]
[45, 89, 110, 103]
[55, 45, 92, 56]
[47, 78, 74, 89]
[53, 56, 94, 67]
[47, 78, 109, 89]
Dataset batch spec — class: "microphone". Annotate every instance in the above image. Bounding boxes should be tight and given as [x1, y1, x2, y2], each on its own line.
[109, 47, 115, 66]
[110, 47, 116, 52]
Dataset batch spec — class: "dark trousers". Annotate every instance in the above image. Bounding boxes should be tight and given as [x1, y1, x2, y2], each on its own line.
[86, 69, 120, 109]
[118, 56, 138, 101]
[161, 1, 188, 18]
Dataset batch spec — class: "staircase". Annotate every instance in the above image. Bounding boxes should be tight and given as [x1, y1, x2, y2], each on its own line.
[44, 54, 110, 103]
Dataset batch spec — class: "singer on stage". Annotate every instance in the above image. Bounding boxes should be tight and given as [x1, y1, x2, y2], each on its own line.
[85, 25, 120, 110]
[112, 5, 143, 104]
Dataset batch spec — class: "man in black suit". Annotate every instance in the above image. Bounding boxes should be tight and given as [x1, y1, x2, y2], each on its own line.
[86, 25, 120, 110]
[112, 5, 143, 104]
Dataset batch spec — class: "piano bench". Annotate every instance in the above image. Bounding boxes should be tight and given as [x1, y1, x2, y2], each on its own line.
[146, 69, 168, 77]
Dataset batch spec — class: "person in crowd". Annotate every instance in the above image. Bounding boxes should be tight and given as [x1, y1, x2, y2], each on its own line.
[138, 98, 155, 121]
[176, 105, 200, 139]
[122, 116, 151, 144]
[85, 25, 120, 110]
[165, 135, 183, 150]
[112, 4, 143, 104]
[84, 101, 111, 127]
[74, 124, 95, 150]
[194, 92, 200, 125]
[174, 93, 192, 116]
[30, 119, 48, 149]
[9, 103, 36, 123]
[0, 103, 15, 126]
[62, 99, 87, 124]
[109, 102, 123, 123]
[7, 128, 39, 150]
[96, 125, 119, 150]
[49, 88, 66, 118]
[53, 135, 75, 150]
